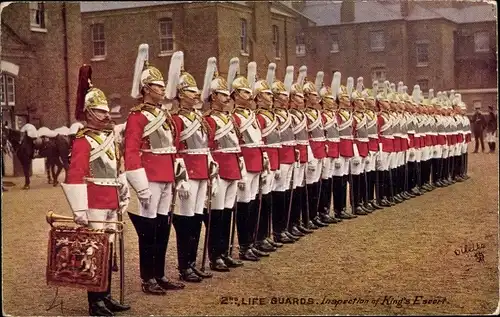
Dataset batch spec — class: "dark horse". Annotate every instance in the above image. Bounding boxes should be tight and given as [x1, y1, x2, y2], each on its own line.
[3, 127, 72, 189]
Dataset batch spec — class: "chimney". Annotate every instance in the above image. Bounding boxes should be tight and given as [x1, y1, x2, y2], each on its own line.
[400, 0, 410, 17]
[340, 0, 355, 23]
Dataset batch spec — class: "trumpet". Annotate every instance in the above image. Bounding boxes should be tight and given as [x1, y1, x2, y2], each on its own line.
[46, 211, 125, 227]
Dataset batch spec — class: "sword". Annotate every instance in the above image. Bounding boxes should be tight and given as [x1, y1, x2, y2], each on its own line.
[404, 151, 408, 193]
[285, 165, 295, 231]
[253, 174, 264, 245]
[201, 178, 213, 272]
[348, 161, 356, 214]
[228, 192, 238, 258]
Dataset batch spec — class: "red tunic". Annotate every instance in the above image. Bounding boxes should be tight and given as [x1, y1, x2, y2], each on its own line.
[337, 112, 354, 157]
[124, 111, 176, 183]
[67, 137, 119, 210]
[408, 134, 415, 149]
[279, 145, 296, 164]
[204, 116, 241, 180]
[256, 114, 279, 171]
[352, 116, 369, 157]
[232, 113, 264, 173]
[377, 115, 394, 153]
[171, 115, 209, 180]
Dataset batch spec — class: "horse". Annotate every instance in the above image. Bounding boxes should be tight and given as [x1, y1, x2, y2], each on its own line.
[3, 127, 72, 189]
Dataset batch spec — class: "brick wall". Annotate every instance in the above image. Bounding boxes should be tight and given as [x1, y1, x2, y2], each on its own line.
[1, 2, 82, 129]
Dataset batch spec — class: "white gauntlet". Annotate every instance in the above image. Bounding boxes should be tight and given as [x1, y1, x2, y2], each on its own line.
[208, 152, 219, 179]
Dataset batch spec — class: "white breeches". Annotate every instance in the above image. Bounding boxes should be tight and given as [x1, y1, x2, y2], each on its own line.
[237, 172, 260, 203]
[88, 208, 118, 242]
[365, 151, 377, 172]
[293, 163, 306, 188]
[274, 163, 294, 192]
[331, 157, 345, 177]
[432, 145, 443, 159]
[306, 159, 323, 184]
[136, 182, 173, 218]
[486, 132, 496, 142]
[349, 156, 366, 175]
[321, 157, 332, 180]
[414, 148, 422, 163]
[389, 152, 398, 169]
[421, 146, 430, 162]
[461, 142, 468, 154]
[378, 151, 390, 171]
[211, 178, 237, 210]
[261, 170, 276, 195]
[175, 179, 208, 216]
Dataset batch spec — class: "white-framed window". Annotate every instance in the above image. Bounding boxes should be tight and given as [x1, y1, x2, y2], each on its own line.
[416, 42, 429, 66]
[159, 18, 174, 53]
[29, 2, 46, 29]
[474, 31, 489, 52]
[240, 19, 248, 53]
[273, 25, 280, 58]
[296, 32, 305, 57]
[416, 79, 429, 92]
[0, 74, 16, 107]
[371, 67, 386, 83]
[330, 34, 339, 53]
[91, 23, 106, 58]
[370, 30, 385, 51]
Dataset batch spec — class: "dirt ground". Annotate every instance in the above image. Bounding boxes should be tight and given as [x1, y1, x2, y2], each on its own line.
[1, 148, 499, 316]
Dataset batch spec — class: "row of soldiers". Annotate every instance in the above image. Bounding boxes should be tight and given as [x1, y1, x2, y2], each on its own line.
[61, 43, 471, 316]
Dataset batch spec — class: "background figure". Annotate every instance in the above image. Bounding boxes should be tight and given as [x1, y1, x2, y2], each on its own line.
[485, 106, 497, 153]
[471, 107, 486, 153]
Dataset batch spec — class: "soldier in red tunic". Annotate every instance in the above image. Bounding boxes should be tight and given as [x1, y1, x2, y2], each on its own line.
[271, 65, 302, 243]
[289, 66, 321, 232]
[203, 57, 246, 271]
[349, 77, 371, 215]
[303, 72, 331, 226]
[166, 52, 216, 281]
[62, 65, 131, 316]
[376, 81, 396, 206]
[361, 79, 384, 209]
[124, 44, 186, 295]
[253, 63, 285, 251]
[230, 59, 271, 260]
[317, 72, 344, 223]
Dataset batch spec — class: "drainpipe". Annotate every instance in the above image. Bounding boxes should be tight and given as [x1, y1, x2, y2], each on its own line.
[284, 16, 289, 67]
[62, 3, 71, 125]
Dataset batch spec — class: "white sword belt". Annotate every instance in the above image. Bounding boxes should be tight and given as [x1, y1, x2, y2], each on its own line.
[213, 147, 241, 153]
[84, 177, 121, 187]
[326, 138, 340, 142]
[281, 141, 297, 146]
[263, 144, 282, 148]
[295, 140, 309, 145]
[309, 137, 326, 142]
[240, 142, 264, 148]
[339, 136, 353, 140]
[355, 138, 369, 142]
[178, 148, 210, 154]
[141, 146, 177, 154]
[368, 134, 378, 139]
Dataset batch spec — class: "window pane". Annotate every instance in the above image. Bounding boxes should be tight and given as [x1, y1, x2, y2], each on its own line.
[0, 76, 5, 105]
[159, 19, 172, 37]
[6, 76, 15, 105]
[241, 19, 247, 52]
[371, 68, 386, 82]
[370, 31, 384, 50]
[161, 38, 173, 52]
[474, 31, 489, 52]
[416, 43, 429, 64]
[416, 79, 428, 92]
[92, 24, 105, 41]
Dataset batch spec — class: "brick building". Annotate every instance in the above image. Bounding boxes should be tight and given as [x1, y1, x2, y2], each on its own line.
[80, 1, 308, 119]
[1, 2, 82, 129]
[297, 0, 497, 114]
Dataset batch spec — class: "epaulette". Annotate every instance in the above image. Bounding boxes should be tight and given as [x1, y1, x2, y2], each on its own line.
[75, 127, 90, 139]
[130, 103, 154, 113]
[257, 108, 274, 120]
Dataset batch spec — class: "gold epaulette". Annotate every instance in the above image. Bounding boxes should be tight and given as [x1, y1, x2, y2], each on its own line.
[130, 103, 153, 113]
[75, 127, 90, 139]
[257, 108, 274, 120]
